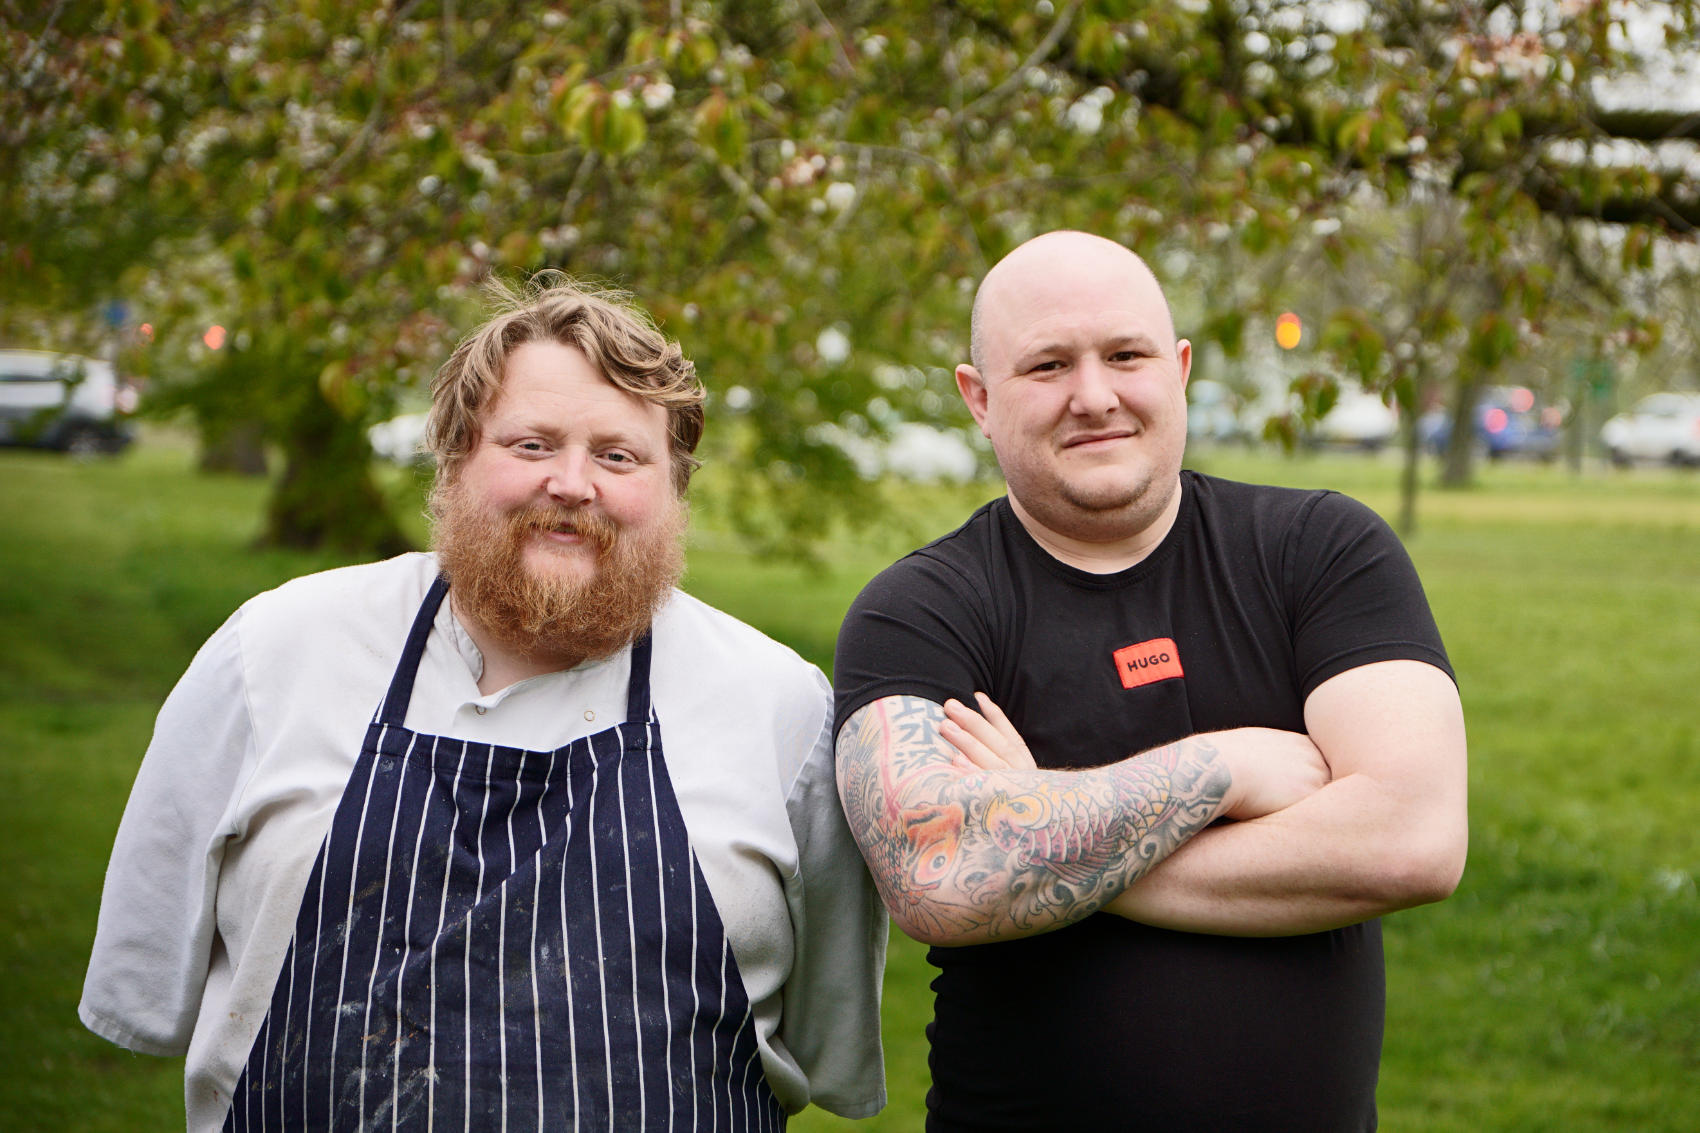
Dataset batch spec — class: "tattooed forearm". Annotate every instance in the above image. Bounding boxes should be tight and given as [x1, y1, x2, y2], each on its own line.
[835, 695, 1230, 944]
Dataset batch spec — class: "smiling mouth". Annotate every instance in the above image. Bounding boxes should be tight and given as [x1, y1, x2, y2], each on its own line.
[516, 508, 616, 553]
[524, 515, 582, 538]
[1063, 430, 1136, 449]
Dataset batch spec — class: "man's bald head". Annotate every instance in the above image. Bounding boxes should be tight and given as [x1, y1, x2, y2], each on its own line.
[968, 231, 1177, 377]
[952, 228, 1194, 561]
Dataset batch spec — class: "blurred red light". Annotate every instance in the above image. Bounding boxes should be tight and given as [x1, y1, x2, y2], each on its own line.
[1509, 387, 1535, 413]
[1484, 407, 1509, 434]
[203, 325, 226, 350]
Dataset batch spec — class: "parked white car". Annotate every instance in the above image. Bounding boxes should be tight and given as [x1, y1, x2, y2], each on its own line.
[1186, 379, 1251, 445]
[1313, 389, 1398, 452]
[815, 421, 982, 483]
[1600, 393, 1700, 467]
[0, 349, 136, 455]
[368, 411, 431, 464]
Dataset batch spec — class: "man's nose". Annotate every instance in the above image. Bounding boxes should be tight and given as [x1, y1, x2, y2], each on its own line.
[542, 448, 596, 507]
[1068, 358, 1119, 417]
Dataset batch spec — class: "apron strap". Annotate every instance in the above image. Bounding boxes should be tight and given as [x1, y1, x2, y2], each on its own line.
[377, 574, 450, 726]
[624, 630, 654, 723]
[382, 576, 653, 727]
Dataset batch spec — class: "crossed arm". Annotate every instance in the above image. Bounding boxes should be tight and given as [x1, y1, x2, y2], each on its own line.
[832, 693, 1324, 946]
[1104, 659, 1468, 935]
[837, 660, 1465, 944]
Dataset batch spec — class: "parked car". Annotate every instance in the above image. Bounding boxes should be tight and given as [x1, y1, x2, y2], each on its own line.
[1311, 389, 1398, 451]
[1185, 379, 1251, 445]
[1600, 392, 1700, 467]
[812, 420, 982, 482]
[368, 411, 431, 465]
[0, 349, 137, 455]
[1420, 385, 1562, 461]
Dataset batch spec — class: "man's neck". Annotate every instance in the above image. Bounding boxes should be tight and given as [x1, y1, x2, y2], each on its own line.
[449, 592, 583, 696]
[1007, 481, 1183, 574]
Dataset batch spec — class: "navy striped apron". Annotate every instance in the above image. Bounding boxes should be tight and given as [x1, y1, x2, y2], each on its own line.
[225, 577, 784, 1131]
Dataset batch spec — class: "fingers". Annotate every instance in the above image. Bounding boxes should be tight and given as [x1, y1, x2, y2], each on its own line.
[943, 695, 1003, 748]
[940, 725, 994, 771]
[971, 690, 1018, 735]
[1213, 727, 1330, 820]
[940, 702, 1008, 770]
[970, 691, 1037, 769]
[941, 693, 1038, 771]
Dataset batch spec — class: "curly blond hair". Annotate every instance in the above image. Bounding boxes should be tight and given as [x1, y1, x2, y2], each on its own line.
[426, 272, 704, 496]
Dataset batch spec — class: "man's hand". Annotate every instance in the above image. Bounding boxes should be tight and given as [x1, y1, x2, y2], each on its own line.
[1107, 660, 1468, 936]
[942, 692, 1328, 820]
[941, 693, 1036, 771]
[1214, 727, 1330, 820]
[835, 694, 1236, 946]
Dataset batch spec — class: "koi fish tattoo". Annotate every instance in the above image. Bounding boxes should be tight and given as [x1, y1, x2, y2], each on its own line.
[835, 694, 1227, 943]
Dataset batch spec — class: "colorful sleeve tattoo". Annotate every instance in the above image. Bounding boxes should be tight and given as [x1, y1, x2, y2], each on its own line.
[835, 694, 1229, 943]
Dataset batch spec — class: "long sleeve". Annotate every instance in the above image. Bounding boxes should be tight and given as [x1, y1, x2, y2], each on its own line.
[778, 672, 888, 1118]
[80, 613, 257, 1055]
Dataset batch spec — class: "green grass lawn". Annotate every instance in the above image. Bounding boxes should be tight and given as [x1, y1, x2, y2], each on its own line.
[3, 440, 1697, 1130]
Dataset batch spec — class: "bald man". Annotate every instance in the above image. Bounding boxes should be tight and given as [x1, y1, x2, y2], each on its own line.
[833, 231, 1467, 1131]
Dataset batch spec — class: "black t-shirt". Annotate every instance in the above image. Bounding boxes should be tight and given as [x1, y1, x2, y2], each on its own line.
[833, 472, 1452, 1132]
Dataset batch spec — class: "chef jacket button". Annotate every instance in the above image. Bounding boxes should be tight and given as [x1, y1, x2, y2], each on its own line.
[474, 704, 487, 715]
[584, 709, 596, 722]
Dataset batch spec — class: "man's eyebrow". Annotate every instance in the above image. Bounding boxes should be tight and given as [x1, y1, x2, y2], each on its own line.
[484, 415, 562, 438]
[1011, 340, 1068, 366]
[486, 408, 652, 437]
[1011, 333, 1164, 366]
[1106, 333, 1164, 355]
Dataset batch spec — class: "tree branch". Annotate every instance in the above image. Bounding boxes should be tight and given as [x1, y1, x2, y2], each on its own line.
[953, 0, 1083, 124]
[800, 0, 857, 80]
[324, 0, 431, 182]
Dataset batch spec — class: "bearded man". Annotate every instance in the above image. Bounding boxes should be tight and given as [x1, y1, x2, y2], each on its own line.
[81, 277, 887, 1132]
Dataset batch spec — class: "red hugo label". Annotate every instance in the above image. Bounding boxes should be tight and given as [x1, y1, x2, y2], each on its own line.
[1113, 638, 1184, 689]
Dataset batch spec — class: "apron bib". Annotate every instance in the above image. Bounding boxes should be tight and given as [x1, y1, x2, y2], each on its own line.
[224, 577, 784, 1131]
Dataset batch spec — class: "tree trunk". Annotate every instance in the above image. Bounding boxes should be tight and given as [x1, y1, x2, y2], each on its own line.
[1439, 374, 1482, 488]
[1397, 409, 1420, 537]
[197, 418, 269, 476]
[263, 385, 413, 557]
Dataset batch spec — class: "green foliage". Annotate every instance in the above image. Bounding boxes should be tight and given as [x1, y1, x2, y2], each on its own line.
[1321, 307, 1388, 384]
[4, 0, 1697, 553]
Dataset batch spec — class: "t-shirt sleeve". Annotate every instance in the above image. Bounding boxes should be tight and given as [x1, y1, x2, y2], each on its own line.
[832, 552, 996, 736]
[777, 668, 888, 1117]
[1284, 491, 1453, 699]
[79, 611, 257, 1056]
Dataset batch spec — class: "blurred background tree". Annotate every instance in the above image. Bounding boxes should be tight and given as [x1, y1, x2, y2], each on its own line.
[3, 0, 1696, 552]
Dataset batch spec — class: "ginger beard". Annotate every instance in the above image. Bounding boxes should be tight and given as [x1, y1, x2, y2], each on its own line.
[431, 477, 686, 669]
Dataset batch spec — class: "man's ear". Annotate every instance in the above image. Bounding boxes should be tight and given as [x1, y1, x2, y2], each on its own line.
[955, 364, 992, 437]
[1176, 338, 1192, 389]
